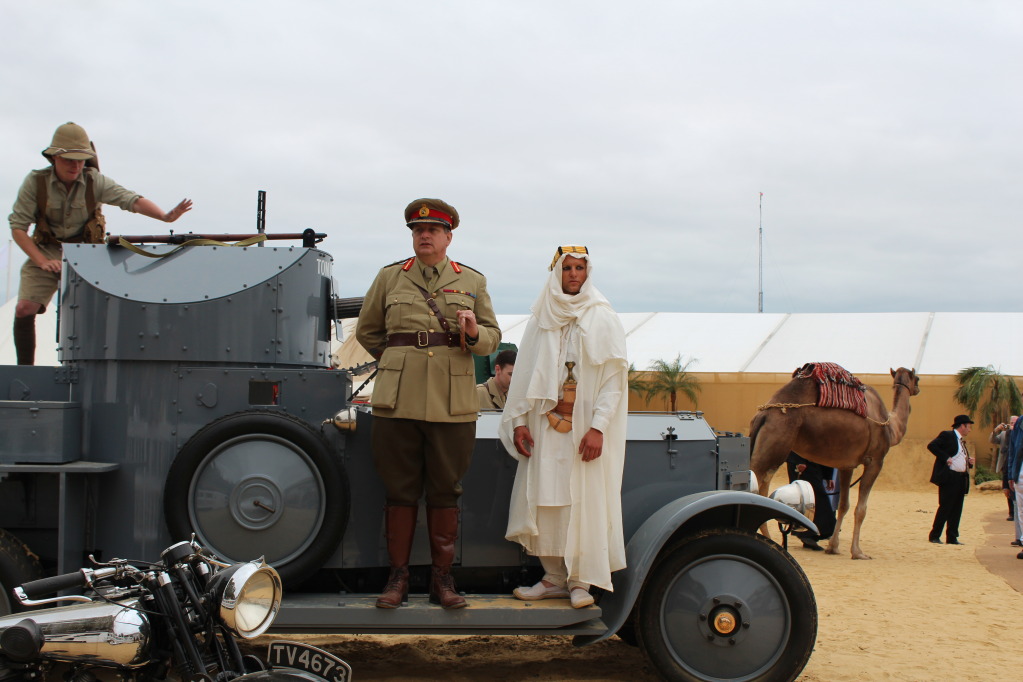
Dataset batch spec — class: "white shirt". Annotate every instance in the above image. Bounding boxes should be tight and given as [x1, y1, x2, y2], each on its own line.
[948, 431, 968, 473]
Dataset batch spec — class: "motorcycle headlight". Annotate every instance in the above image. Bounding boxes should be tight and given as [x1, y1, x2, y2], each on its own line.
[207, 559, 282, 639]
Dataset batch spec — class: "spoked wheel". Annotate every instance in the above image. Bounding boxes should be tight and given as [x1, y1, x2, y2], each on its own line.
[164, 411, 348, 586]
[0, 528, 44, 615]
[637, 529, 816, 682]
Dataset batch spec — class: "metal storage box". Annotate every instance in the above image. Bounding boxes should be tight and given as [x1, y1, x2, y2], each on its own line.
[0, 401, 82, 464]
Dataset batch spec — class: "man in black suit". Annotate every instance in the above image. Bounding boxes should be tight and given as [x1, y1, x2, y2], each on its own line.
[928, 414, 975, 545]
[786, 452, 836, 551]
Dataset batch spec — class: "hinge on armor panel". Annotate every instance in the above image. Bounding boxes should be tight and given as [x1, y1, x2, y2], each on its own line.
[662, 426, 679, 470]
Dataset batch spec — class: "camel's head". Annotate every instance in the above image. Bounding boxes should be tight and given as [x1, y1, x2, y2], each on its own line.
[890, 367, 920, 396]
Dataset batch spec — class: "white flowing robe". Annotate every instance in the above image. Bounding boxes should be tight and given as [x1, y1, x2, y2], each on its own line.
[499, 255, 628, 591]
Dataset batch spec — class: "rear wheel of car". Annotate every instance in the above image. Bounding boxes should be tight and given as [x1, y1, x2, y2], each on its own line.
[0, 529, 44, 615]
[636, 529, 816, 682]
[164, 410, 348, 586]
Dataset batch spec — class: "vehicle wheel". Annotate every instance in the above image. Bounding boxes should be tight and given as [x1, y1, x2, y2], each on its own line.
[164, 411, 348, 586]
[0, 528, 44, 615]
[636, 529, 816, 682]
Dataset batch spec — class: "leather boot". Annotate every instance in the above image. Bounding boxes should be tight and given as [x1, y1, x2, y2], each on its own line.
[427, 506, 466, 609]
[376, 505, 417, 609]
[13, 316, 36, 366]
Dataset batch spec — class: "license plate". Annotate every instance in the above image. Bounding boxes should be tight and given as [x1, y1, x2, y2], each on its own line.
[267, 641, 353, 682]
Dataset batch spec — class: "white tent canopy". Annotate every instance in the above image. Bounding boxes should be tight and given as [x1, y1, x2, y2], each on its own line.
[487, 312, 1016, 377]
[5, 308, 1015, 378]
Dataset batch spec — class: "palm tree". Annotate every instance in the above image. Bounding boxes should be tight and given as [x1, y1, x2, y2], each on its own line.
[627, 362, 648, 396]
[642, 355, 701, 412]
[953, 366, 1023, 428]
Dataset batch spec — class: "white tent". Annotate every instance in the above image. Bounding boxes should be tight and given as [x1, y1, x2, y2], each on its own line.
[6, 307, 1016, 378]
[336, 311, 1019, 377]
[0, 297, 58, 366]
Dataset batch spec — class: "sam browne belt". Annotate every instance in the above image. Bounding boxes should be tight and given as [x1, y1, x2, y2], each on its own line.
[386, 331, 461, 348]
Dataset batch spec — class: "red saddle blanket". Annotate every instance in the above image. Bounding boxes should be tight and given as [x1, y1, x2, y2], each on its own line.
[792, 362, 867, 418]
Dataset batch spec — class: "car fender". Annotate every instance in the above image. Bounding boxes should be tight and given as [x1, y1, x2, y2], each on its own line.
[575, 489, 816, 646]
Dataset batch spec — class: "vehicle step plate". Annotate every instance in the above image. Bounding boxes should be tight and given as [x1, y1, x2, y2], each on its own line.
[273, 593, 606, 635]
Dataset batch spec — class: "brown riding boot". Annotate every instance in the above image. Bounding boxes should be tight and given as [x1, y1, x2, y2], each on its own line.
[376, 505, 418, 609]
[13, 316, 36, 366]
[427, 506, 466, 609]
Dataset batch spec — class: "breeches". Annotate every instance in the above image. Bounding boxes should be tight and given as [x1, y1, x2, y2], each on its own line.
[18, 243, 63, 310]
[371, 417, 475, 508]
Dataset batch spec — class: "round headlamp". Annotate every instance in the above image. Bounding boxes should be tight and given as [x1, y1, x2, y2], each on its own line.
[207, 559, 282, 639]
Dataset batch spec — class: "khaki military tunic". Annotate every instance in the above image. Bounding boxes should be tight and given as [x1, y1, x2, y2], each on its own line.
[9, 167, 140, 238]
[357, 256, 501, 422]
[10, 167, 141, 307]
[477, 377, 507, 410]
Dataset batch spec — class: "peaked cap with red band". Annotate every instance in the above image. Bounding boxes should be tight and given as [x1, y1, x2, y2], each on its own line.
[404, 198, 460, 230]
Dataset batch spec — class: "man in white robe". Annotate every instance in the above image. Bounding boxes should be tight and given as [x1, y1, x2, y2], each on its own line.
[499, 246, 628, 608]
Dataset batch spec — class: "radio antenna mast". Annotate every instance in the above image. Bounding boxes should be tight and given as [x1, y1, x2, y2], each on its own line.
[758, 192, 764, 313]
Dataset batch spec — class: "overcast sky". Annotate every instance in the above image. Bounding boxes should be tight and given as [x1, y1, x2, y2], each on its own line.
[2, 1, 1020, 314]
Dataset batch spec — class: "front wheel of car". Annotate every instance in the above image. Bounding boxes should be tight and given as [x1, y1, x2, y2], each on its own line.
[636, 529, 816, 682]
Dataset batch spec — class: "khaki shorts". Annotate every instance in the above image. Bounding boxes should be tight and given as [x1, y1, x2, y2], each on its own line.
[18, 242, 63, 312]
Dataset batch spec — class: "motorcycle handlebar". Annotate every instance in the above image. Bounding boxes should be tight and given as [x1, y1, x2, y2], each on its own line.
[19, 572, 88, 599]
[18, 567, 118, 600]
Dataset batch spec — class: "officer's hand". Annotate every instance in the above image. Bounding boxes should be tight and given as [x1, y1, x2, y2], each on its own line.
[579, 428, 603, 462]
[513, 425, 533, 457]
[456, 309, 478, 338]
[164, 199, 193, 223]
[38, 259, 62, 274]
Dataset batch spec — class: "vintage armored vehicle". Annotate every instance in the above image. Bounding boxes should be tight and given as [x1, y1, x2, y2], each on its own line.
[0, 232, 817, 681]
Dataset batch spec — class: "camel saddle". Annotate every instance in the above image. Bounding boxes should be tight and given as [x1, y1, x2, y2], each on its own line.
[792, 362, 867, 418]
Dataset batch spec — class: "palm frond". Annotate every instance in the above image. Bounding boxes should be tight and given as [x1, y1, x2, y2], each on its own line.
[953, 365, 1023, 428]
[641, 354, 702, 411]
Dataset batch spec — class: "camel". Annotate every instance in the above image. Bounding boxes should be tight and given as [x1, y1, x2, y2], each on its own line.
[749, 366, 920, 560]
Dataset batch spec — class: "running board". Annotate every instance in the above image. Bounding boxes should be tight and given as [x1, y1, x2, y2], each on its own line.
[271, 593, 607, 636]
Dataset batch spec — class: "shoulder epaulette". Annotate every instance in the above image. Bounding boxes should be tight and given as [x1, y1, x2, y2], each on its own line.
[452, 261, 483, 275]
[384, 257, 415, 269]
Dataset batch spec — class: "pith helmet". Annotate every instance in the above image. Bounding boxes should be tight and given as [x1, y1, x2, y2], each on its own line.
[404, 198, 459, 229]
[42, 122, 95, 161]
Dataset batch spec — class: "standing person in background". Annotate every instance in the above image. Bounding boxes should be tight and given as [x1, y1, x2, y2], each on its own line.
[785, 452, 836, 551]
[477, 349, 516, 410]
[500, 246, 628, 608]
[927, 414, 975, 545]
[8, 122, 192, 365]
[356, 198, 501, 609]
[990, 417, 1017, 527]
[1007, 418, 1023, 556]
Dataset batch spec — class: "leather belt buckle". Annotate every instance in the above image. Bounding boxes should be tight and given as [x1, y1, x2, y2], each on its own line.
[416, 331, 429, 347]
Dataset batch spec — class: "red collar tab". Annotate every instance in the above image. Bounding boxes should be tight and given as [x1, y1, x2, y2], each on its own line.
[450, 261, 462, 273]
[401, 258, 415, 271]
[414, 205, 453, 227]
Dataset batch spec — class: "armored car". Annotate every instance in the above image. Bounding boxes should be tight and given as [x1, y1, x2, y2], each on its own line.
[0, 234, 817, 681]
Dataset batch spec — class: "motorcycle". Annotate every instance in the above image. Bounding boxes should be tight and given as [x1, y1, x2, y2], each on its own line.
[0, 540, 351, 682]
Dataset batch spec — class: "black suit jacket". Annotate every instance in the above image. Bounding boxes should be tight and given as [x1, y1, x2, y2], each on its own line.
[928, 430, 967, 489]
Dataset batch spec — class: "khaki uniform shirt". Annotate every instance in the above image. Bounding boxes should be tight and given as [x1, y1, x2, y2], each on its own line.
[477, 377, 506, 410]
[356, 256, 501, 422]
[9, 167, 140, 240]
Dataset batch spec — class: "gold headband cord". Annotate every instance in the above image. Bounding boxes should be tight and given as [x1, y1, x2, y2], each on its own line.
[549, 245, 589, 271]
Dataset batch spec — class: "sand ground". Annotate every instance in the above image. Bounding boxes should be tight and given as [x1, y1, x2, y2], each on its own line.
[254, 487, 1019, 681]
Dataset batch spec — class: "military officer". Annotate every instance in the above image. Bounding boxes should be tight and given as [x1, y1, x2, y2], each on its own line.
[8, 122, 192, 365]
[356, 198, 501, 610]
[477, 348, 516, 410]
